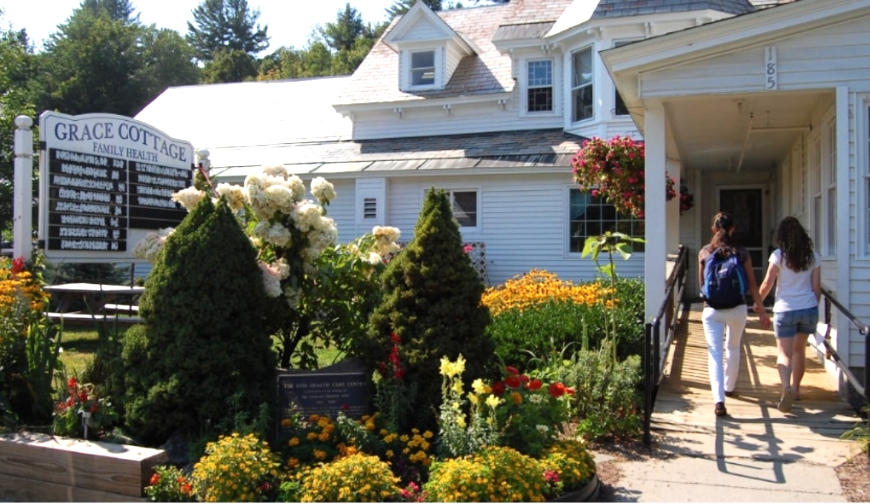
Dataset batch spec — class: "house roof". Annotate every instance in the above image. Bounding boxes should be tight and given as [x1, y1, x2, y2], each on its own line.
[209, 128, 587, 180]
[134, 77, 585, 178]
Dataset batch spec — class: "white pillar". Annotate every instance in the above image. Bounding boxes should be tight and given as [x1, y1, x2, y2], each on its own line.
[666, 159, 681, 254]
[13, 115, 33, 261]
[644, 103, 667, 322]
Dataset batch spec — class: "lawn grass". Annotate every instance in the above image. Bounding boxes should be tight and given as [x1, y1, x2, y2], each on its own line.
[57, 327, 100, 377]
[56, 327, 345, 377]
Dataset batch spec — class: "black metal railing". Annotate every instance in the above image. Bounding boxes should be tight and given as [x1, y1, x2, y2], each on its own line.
[642, 244, 689, 446]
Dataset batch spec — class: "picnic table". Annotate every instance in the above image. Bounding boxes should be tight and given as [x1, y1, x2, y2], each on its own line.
[44, 283, 145, 327]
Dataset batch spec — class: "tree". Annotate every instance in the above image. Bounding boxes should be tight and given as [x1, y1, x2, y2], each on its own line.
[201, 47, 257, 83]
[320, 4, 367, 53]
[362, 189, 495, 432]
[36, 1, 199, 116]
[79, 0, 137, 23]
[186, 0, 269, 62]
[386, 0, 444, 18]
[0, 17, 38, 237]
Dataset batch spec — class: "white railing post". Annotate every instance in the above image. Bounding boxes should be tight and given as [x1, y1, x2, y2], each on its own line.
[13, 115, 34, 261]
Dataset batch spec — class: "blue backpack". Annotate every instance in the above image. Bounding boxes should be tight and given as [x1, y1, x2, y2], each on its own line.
[701, 248, 748, 309]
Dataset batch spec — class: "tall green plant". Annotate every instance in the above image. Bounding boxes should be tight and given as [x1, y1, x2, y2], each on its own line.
[363, 188, 495, 432]
[582, 231, 644, 364]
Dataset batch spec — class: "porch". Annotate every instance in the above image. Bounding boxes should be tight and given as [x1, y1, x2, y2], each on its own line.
[651, 302, 860, 463]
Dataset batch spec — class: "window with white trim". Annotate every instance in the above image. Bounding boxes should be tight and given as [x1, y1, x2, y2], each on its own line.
[527, 59, 553, 112]
[810, 135, 822, 250]
[571, 47, 593, 122]
[411, 50, 435, 87]
[824, 116, 836, 255]
[437, 189, 478, 229]
[612, 41, 635, 117]
[865, 104, 870, 255]
[569, 189, 644, 253]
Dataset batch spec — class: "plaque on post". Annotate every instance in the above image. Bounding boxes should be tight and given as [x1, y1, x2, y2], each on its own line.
[276, 359, 371, 437]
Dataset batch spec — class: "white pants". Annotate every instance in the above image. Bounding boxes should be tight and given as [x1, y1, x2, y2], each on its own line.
[701, 305, 747, 403]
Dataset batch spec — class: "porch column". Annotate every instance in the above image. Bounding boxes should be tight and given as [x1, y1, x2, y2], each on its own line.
[644, 102, 667, 322]
[666, 159, 680, 254]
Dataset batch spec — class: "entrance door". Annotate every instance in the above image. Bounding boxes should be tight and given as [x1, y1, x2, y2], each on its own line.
[718, 188, 765, 283]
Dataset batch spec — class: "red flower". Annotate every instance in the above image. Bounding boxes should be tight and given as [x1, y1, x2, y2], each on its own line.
[180, 483, 192, 495]
[149, 473, 160, 486]
[11, 257, 25, 275]
[527, 379, 543, 390]
[519, 374, 530, 384]
[390, 332, 401, 344]
[548, 382, 566, 398]
[505, 366, 519, 376]
[463, 244, 473, 253]
[68, 377, 77, 390]
[565, 387, 575, 396]
[504, 376, 521, 388]
[491, 381, 505, 396]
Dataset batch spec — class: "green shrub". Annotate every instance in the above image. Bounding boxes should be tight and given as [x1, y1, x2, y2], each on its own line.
[423, 446, 547, 502]
[191, 433, 280, 502]
[296, 452, 401, 502]
[122, 197, 275, 444]
[362, 189, 495, 432]
[559, 345, 643, 441]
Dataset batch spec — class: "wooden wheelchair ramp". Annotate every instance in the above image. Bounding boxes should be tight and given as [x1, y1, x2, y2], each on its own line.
[652, 303, 862, 465]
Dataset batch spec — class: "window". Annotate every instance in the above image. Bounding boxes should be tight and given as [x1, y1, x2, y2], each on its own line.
[824, 116, 836, 255]
[527, 60, 553, 112]
[411, 50, 435, 86]
[569, 189, 644, 253]
[571, 48, 593, 122]
[612, 41, 634, 116]
[449, 190, 478, 228]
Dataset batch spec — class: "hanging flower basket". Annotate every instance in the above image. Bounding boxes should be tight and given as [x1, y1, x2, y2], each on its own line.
[571, 136, 676, 218]
[679, 184, 695, 214]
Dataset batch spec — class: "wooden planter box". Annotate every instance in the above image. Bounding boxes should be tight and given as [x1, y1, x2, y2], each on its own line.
[0, 432, 168, 502]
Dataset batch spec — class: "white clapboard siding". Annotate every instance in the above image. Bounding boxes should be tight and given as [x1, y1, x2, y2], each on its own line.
[351, 101, 563, 140]
[641, 16, 870, 97]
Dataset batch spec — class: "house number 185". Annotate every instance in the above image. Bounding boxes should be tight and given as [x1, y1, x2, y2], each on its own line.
[765, 46, 777, 90]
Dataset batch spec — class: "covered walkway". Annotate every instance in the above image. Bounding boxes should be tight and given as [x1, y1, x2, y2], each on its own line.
[651, 303, 860, 466]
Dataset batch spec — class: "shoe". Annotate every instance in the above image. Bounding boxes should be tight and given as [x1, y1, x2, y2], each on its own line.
[778, 388, 795, 413]
[724, 390, 738, 398]
[715, 402, 727, 417]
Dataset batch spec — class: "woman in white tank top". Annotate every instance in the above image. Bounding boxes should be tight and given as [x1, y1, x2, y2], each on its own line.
[757, 217, 821, 413]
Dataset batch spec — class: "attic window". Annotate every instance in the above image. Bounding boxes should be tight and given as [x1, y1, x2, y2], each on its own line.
[527, 60, 553, 112]
[411, 50, 436, 86]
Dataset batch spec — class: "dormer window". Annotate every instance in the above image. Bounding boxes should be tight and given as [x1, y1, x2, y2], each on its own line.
[571, 47, 593, 122]
[411, 50, 436, 86]
[527, 60, 553, 112]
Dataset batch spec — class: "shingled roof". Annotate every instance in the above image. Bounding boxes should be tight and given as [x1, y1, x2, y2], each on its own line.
[588, 0, 757, 18]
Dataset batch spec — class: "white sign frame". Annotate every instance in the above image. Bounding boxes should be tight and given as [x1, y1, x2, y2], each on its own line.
[38, 111, 195, 262]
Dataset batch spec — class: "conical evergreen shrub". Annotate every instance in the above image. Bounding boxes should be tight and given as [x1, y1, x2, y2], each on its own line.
[122, 197, 275, 444]
[364, 188, 494, 431]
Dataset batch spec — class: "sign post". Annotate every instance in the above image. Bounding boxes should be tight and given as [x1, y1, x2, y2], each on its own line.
[38, 112, 195, 262]
[13, 115, 34, 261]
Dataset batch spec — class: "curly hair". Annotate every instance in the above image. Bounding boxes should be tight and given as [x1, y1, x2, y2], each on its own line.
[775, 216, 815, 272]
[707, 211, 739, 257]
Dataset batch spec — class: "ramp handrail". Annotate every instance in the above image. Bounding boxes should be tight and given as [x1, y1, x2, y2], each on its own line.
[642, 245, 689, 446]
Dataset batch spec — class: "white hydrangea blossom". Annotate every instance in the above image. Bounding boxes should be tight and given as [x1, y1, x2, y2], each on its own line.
[373, 226, 402, 256]
[262, 165, 288, 178]
[215, 183, 246, 212]
[292, 201, 324, 232]
[266, 222, 293, 248]
[310, 176, 336, 204]
[171, 187, 206, 211]
[259, 262, 283, 297]
[132, 227, 174, 263]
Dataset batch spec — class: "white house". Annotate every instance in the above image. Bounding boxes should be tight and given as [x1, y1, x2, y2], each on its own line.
[137, 0, 870, 400]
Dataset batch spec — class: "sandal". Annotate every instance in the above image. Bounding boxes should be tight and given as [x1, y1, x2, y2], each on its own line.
[715, 402, 727, 417]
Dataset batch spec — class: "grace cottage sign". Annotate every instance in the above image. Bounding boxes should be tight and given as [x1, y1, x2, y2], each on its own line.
[38, 111, 194, 262]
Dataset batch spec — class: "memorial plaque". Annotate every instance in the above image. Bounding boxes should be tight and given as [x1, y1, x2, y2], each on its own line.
[276, 359, 371, 437]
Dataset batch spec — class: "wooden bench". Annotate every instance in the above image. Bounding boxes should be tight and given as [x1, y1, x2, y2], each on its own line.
[0, 432, 167, 501]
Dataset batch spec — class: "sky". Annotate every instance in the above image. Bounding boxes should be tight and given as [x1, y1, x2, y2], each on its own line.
[1, 0, 396, 53]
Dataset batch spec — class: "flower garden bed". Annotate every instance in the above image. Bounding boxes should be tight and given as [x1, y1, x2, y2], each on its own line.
[0, 432, 167, 502]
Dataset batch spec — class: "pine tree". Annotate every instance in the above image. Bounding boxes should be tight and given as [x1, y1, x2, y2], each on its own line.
[122, 197, 275, 444]
[363, 188, 494, 431]
[186, 0, 269, 62]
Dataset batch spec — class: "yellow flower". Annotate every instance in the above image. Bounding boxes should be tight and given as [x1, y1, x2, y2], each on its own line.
[471, 378, 487, 394]
[486, 395, 503, 409]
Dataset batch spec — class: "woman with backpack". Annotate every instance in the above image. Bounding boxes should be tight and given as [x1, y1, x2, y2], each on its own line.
[755, 217, 821, 413]
[699, 211, 770, 417]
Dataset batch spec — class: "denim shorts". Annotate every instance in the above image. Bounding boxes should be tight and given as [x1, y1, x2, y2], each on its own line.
[773, 307, 819, 338]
